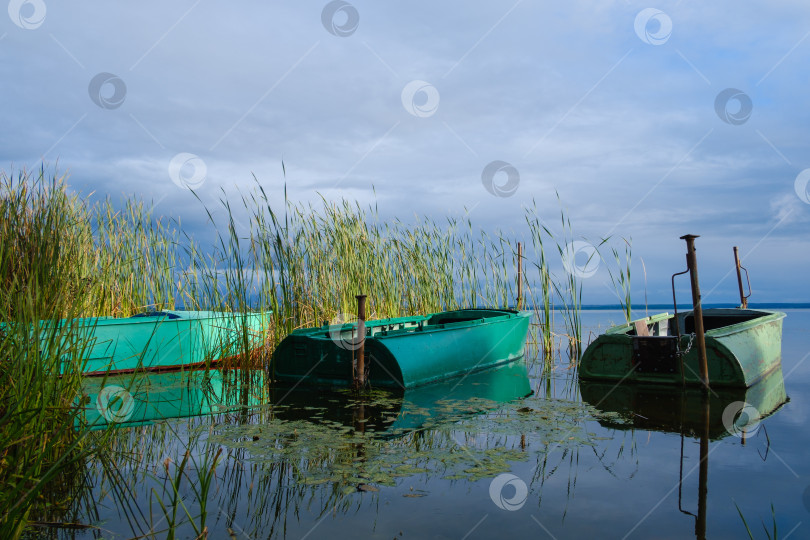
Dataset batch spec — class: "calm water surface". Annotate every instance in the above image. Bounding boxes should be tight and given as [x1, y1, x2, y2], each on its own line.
[71, 309, 810, 539]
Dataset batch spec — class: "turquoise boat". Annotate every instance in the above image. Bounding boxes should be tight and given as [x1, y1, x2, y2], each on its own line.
[579, 308, 785, 388]
[40, 310, 270, 375]
[78, 368, 266, 429]
[271, 308, 532, 388]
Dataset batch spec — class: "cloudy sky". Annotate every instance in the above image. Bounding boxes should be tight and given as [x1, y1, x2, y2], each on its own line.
[2, 1, 809, 304]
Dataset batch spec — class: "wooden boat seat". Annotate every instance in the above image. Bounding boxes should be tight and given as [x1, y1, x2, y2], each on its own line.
[633, 320, 650, 337]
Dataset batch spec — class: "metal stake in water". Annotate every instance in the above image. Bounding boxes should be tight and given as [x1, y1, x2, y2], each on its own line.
[517, 242, 523, 310]
[354, 294, 367, 389]
[681, 235, 709, 389]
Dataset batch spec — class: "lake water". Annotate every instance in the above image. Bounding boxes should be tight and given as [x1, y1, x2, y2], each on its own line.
[70, 309, 810, 539]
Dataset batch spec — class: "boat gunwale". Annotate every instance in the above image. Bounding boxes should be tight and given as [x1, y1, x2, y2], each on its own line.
[290, 309, 532, 340]
[290, 313, 430, 336]
[699, 309, 786, 338]
[32, 310, 270, 330]
[602, 309, 785, 338]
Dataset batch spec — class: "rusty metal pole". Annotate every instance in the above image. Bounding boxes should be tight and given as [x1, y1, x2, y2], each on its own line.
[516, 242, 523, 310]
[733, 247, 748, 309]
[681, 235, 709, 389]
[354, 294, 367, 389]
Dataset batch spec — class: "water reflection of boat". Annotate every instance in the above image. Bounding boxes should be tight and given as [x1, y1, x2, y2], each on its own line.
[579, 365, 788, 440]
[579, 308, 785, 387]
[269, 359, 532, 435]
[78, 369, 266, 429]
[271, 309, 532, 388]
[580, 367, 788, 539]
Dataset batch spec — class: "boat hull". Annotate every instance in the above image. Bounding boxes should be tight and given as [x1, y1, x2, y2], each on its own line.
[271, 309, 532, 388]
[43, 310, 270, 375]
[579, 309, 785, 388]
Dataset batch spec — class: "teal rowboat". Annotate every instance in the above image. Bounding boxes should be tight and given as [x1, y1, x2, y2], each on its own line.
[44, 310, 270, 375]
[271, 308, 532, 388]
[579, 308, 785, 388]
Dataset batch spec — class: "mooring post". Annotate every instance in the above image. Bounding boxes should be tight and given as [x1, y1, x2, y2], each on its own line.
[516, 242, 523, 310]
[354, 294, 367, 389]
[733, 246, 748, 309]
[681, 235, 709, 389]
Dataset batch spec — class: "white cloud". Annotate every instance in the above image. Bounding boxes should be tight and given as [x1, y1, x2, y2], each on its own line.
[2, 0, 809, 302]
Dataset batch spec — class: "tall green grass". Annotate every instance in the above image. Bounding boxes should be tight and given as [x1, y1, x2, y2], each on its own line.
[1, 165, 637, 364]
[605, 237, 633, 323]
[0, 167, 100, 536]
[0, 165, 637, 354]
[0, 169, 629, 350]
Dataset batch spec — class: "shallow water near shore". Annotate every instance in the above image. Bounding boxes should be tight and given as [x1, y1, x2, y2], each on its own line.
[63, 309, 810, 539]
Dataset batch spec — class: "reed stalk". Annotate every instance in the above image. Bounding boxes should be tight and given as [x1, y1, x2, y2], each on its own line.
[604, 237, 632, 323]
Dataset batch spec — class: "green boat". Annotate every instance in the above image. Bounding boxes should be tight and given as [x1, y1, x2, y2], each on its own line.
[41, 310, 270, 375]
[579, 308, 785, 388]
[271, 308, 532, 388]
[78, 368, 266, 429]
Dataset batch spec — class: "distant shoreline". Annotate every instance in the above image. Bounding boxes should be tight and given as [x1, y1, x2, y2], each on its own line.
[576, 303, 810, 310]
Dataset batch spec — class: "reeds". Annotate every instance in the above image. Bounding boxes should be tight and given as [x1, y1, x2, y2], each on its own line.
[0, 167, 99, 536]
[525, 200, 554, 358]
[1, 165, 634, 356]
[735, 501, 780, 540]
[605, 237, 633, 323]
[0, 165, 634, 536]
